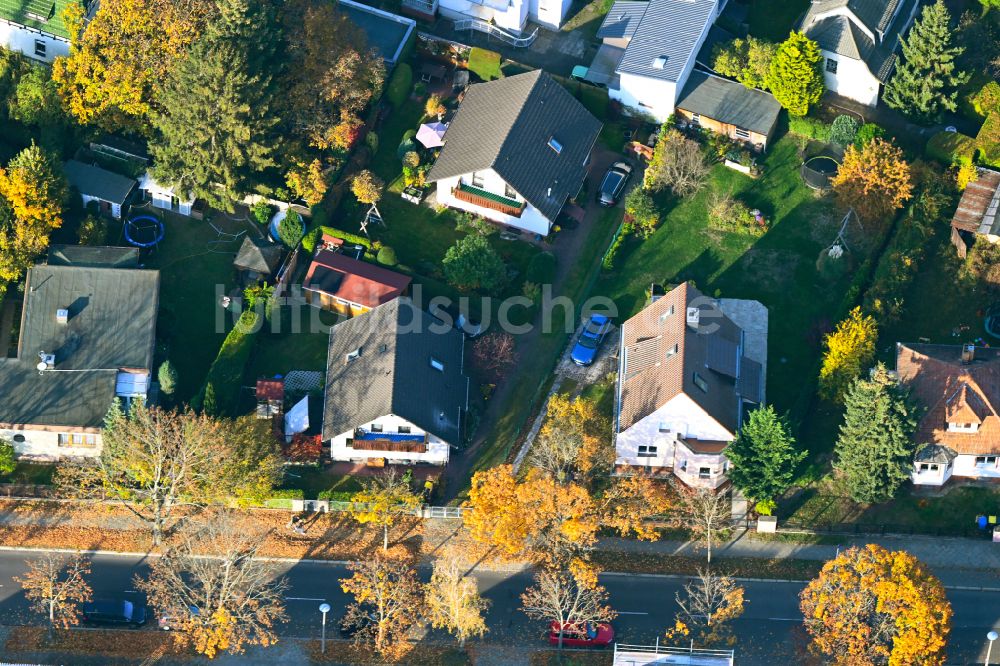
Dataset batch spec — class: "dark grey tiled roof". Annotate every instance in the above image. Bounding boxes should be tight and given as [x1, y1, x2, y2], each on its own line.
[597, 0, 648, 39]
[676, 71, 781, 136]
[321, 298, 469, 444]
[807, 14, 873, 60]
[0, 264, 159, 428]
[616, 0, 717, 83]
[63, 160, 137, 205]
[233, 236, 283, 274]
[47, 245, 139, 269]
[914, 443, 958, 464]
[426, 70, 601, 222]
[803, 0, 902, 34]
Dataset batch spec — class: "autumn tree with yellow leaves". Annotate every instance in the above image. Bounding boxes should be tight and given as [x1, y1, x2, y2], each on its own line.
[530, 393, 613, 482]
[520, 564, 617, 650]
[832, 137, 914, 225]
[666, 569, 745, 647]
[799, 544, 952, 664]
[16, 553, 92, 634]
[818, 307, 878, 403]
[348, 469, 422, 552]
[340, 553, 425, 659]
[424, 553, 489, 645]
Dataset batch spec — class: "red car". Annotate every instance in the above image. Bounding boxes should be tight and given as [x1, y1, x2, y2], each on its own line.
[547, 621, 615, 647]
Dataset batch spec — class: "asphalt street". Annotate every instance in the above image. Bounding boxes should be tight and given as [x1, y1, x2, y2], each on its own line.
[0, 551, 998, 664]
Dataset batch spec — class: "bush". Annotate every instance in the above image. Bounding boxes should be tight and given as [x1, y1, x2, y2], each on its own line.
[198, 310, 261, 416]
[386, 63, 413, 106]
[277, 209, 305, 248]
[708, 191, 766, 237]
[623, 188, 659, 238]
[788, 115, 831, 142]
[602, 231, 626, 270]
[925, 130, 977, 165]
[977, 112, 1000, 167]
[526, 251, 557, 284]
[443, 233, 507, 291]
[302, 225, 373, 255]
[0, 440, 15, 476]
[251, 200, 272, 225]
[317, 489, 356, 502]
[468, 47, 502, 81]
[77, 214, 107, 245]
[377, 245, 398, 266]
[854, 123, 885, 148]
[973, 81, 1000, 118]
[829, 115, 860, 146]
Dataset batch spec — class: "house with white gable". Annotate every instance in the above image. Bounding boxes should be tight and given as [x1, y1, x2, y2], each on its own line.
[426, 70, 601, 237]
[322, 297, 469, 466]
[410, 0, 570, 33]
[0, 0, 89, 63]
[799, 0, 920, 107]
[581, 0, 727, 122]
[614, 282, 768, 490]
[897, 343, 1000, 487]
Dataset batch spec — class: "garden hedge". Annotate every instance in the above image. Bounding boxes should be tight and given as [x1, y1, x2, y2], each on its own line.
[925, 131, 977, 166]
[199, 310, 260, 417]
[386, 63, 413, 107]
[788, 115, 831, 142]
[302, 225, 373, 255]
[978, 112, 1000, 168]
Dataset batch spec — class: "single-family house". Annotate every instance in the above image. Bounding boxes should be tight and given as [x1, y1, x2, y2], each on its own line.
[583, 0, 727, 122]
[322, 297, 469, 466]
[426, 70, 602, 237]
[799, 0, 920, 107]
[0, 0, 88, 63]
[430, 0, 569, 33]
[0, 247, 159, 460]
[897, 342, 1000, 486]
[304, 240, 411, 316]
[675, 70, 782, 151]
[233, 236, 283, 285]
[64, 160, 137, 220]
[949, 168, 1000, 258]
[614, 282, 767, 489]
[138, 172, 195, 216]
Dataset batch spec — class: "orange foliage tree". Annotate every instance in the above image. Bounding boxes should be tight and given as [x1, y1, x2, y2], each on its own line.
[799, 544, 952, 664]
[340, 552, 425, 659]
[15, 553, 91, 631]
[832, 138, 913, 224]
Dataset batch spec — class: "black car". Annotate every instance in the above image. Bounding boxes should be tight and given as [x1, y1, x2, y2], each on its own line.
[81, 598, 147, 628]
[598, 161, 633, 206]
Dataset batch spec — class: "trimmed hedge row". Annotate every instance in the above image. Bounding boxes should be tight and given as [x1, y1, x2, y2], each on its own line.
[788, 115, 831, 142]
[302, 225, 373, 255]
[197, 310, 260, 416]
[925, 131, 977, 166]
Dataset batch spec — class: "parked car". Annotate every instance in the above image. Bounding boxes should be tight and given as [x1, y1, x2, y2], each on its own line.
[548, 621, 615, 647]
[598, 161, 632, 206]
[571, 314, 612, 366]
[81, 598, 147, 628]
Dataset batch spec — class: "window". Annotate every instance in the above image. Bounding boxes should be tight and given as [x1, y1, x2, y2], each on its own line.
[58, 433, 97, 448]
[679, 460, 687, 472]
[919, 463, 939, 472]
[657, 422, 671, 432]
[370, 424, 383, 433]
[698, 467, 712, 479]
[547, 137, 563, 154]
[34, 40, 46, 58]
[693, 372, 709, 393]
[665, 343, 679, 360]
[12, 434, 25, 443]
[976, 455, 998, 466]
[504, 183, 517, 199]
[734, 128, 750, 140]
[430, 357, 445, 371]
[637, 445, 657, 458]
[659, 305, 675, 322]
[826, 58, 838, 74]
[398, 426, 411, 434]
[690, 114, 701, 127]
[471, 172, 484, 188]
[345, 347, 361, 363]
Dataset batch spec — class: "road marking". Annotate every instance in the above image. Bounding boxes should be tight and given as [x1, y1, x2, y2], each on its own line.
[767, 617, 803, 622]
[285, 596, 326, 601]
[617, 611, 650, 616]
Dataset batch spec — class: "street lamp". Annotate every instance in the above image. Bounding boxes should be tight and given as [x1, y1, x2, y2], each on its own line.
[319, 603, 331, 654]
[987, 630, 999, 666]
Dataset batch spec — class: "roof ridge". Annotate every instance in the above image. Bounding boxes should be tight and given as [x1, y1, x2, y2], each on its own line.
[489, 70, 546, 170]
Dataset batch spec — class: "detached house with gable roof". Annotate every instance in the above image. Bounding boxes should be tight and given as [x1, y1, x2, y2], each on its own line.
[426, 70, 601, 237]
[322, 297, 469, 466]
[614, 283, 767, 489]
[897, 343, 1000, 487]
[799, 0, 920, 107]
[0, 0, 89, 63]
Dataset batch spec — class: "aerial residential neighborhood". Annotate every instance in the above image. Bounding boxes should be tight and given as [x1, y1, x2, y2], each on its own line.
[0, 0, 997, 663]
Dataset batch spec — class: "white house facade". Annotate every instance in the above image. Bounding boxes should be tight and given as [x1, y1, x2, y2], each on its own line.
[800, 0, 920, 107]
[0, 20, 69, 63]
[427, 70, 601, 236]
[613, 282, 767, 490]
[139, 172, 194, 216]
[329, 413, 451, 466]
[437, 0, 571, 32]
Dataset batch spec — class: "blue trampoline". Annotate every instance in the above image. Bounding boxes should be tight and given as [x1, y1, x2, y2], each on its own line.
[125, 215, 165, 248]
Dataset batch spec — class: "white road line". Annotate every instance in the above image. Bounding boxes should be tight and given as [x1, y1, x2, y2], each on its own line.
[767, 617, 803, 622]
[617, 611, 650, 616]
[285, 596, 326, 601]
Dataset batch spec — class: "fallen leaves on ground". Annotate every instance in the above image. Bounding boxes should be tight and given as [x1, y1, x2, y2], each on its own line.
[5, 626, 187, 658]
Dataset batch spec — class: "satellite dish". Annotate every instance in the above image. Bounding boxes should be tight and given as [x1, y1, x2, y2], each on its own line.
[36, 361, 48, 372]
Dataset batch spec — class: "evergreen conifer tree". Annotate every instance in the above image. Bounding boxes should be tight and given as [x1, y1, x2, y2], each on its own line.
[726, 406, 806, 505]
[834, 364, 917, 504]
[149, 0, 281, 211]
[766, 32, 824, 116]
[884, 0, 969, 123]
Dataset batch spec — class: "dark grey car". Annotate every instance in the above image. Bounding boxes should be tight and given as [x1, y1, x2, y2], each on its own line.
[599, 161, 633, 206]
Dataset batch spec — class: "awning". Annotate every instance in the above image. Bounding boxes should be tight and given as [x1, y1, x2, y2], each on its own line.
[417, 122, 448, 149]
[584, 44, 625, 87]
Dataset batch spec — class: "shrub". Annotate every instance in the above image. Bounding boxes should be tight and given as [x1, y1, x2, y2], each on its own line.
[623, 188, 659, 238]
[526, 251, 557, 284]
[198, 310, 261, 417]
[708, 191, 766, 237]
[854, 123, 885, 148]
[788, 115, 830, 142]
[0, 440, 15, 476]
[251, 200, 272, 225]
[974, 81, 1000, 117]
[283, 434, 322, 463]
[386, 63, 413, 106]
[468, 47, 502, 81]
[829, 115, 860, 146]
[925, 130, 977, 165]
[77, 214, 107, 245]
[443, 234, 507, 291]
[402, 151, 420, 168]
[157, 359, 178, 396]
[317, 489, 356, 502]
[977, 112, 1000, 167]
[365, 132, 379, 154]
[377, 245, 398, 266]
[302, 225, 373, 255]
[278, 209, 305, 248]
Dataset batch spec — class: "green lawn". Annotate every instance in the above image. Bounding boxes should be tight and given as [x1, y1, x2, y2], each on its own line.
[279, 467, 364, 500]
[593, 136, 848, 418]
[0, 462, 55, 485]
[748, 0, 809, 41]
[146, 212, 249, 401]
[246, 306, 341, 380]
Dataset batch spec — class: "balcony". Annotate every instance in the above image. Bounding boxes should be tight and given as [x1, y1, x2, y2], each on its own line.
[452, 182, 525, 217]
[401, 0, 436, 18]
[348, 429, 428, 454]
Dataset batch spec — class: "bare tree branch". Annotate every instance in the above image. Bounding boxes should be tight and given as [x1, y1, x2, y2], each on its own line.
[15, 553, 92, 631]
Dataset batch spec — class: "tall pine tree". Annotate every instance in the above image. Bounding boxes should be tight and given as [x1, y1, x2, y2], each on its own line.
[884, 0, 968, 123]
[149, 0, 281, 211]
[834, 364, 917, 504]
[726, 405, 806, 505]
[766, 32, 824, 116]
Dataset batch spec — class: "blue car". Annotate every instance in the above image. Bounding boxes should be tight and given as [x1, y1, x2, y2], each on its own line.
[571, 314, 612, 366]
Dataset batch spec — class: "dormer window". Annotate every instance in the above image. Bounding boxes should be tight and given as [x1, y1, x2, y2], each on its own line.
[430, 357, 445, 371]
[948, 422, 979, 433]
[345, 347, 361, 364]
[652, 56, 667, 69]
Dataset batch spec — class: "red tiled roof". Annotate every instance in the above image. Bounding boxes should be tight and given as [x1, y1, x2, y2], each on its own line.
[303, 249, 411, 309]
[256, 378, 284, 401]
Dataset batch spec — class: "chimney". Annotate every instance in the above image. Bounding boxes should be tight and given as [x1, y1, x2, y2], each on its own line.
[686, 306, 700, 328]
[56, 309, 68, 324]
[962, 343, 976, 365]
